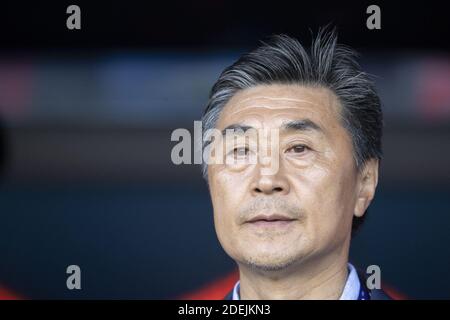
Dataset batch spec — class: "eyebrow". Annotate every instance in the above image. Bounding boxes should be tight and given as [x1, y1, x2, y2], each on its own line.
[221, 119, 323, 136]
[281, 119, 323, 134]
[221, 124, 254, 136]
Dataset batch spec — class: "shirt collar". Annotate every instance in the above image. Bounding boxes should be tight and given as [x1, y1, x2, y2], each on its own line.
[232, 262, 361, 300]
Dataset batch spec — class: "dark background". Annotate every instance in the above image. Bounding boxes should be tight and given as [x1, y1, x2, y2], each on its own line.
[0, 0, 449, 299]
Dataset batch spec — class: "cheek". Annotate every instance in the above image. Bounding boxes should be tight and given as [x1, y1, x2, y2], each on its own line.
[209, 171, 251, 257]
[290, 156, 357, 234]
[209, 171, 246, 230]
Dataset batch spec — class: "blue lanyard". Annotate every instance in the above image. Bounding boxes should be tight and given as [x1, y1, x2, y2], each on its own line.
[358, 283, 371, 300]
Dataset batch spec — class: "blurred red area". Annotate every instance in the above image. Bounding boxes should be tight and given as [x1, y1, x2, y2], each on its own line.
[179, 269, 239, 300]
[418, 60, 450, 120]
[0, 285, 22, 300]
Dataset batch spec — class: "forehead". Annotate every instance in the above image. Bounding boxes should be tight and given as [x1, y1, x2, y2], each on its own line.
[217, 84, 343, 132]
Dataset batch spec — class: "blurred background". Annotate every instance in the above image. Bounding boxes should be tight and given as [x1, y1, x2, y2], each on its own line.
[0, 0, 449, 299]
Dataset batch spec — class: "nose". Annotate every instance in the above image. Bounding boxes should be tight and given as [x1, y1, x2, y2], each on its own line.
[250, 173, 290, 196]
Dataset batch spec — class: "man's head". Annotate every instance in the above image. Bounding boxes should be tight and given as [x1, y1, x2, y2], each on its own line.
[201, 29, 382, 272]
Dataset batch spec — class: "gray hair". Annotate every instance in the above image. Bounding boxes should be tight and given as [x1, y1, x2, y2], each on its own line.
[201, 28, 383, 232]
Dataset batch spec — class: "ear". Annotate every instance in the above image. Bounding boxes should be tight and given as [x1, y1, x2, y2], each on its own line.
[354, 159, 379, 218]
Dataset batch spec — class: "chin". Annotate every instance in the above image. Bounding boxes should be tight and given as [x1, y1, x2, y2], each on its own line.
[242, 232, 309, 254]
[237, 246, 307, 272]
[241, 254, 300, 272]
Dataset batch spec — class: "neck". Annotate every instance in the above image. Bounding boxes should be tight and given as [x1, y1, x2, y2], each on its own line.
[237, 243, 350, 300]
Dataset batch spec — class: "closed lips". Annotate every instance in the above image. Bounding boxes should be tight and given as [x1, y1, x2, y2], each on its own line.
[246, 214, 297, 223]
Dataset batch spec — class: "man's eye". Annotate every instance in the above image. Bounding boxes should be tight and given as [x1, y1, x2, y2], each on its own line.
[287, 145, 309, 154]
[233, 147, 249, 157]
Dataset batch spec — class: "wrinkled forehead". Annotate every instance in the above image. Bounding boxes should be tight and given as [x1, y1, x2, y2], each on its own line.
[217, 84, 343, 131]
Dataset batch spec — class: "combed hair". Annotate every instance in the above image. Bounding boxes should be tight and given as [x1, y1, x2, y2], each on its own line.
[201, 28, 383, 233]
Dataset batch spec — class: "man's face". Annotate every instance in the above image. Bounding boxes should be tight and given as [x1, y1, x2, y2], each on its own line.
[208, 84, 369, 272]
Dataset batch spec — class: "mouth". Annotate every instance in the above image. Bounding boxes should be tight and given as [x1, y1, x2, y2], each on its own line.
[245, 214, 297, 228]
